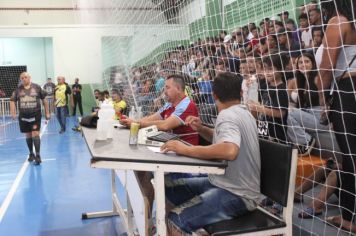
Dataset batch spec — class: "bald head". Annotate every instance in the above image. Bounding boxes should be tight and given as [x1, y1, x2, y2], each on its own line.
[57, 76, 65, 85]
[20, 72, 31, 86]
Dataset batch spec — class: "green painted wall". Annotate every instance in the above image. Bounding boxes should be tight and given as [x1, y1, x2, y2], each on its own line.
[189, 17, 208, 41]
[224, 0, 295, 31]
[189, 0, 222, 41]
[80, 84, 96, 115]
[206, 0, 222, 37]
[129, 0, 311, 67]
[133, 40, 190, 66]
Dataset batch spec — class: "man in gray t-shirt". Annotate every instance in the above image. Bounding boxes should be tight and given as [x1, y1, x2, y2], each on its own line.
[161, 72, 261, 235]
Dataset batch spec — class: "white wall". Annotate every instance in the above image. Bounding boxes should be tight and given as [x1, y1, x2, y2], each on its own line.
[178, 0, 206, 24]
[222, 0, 236, 6]
[102, 36, 130, 71]
[0, 24, 189, 85]
[0, 37, 53, 85]
[0, 25, 134, 85]
[0, 10, 166, 25]
[0, 0, 165, 25]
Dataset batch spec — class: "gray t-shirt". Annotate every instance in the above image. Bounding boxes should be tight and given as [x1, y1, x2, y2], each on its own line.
[208, 104, 261, 210]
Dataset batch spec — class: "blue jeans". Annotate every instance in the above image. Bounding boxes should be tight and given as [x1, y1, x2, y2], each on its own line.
[56, 106, 67, 131]
[287, 106, 330, 145]
[166, 177, 248, 234]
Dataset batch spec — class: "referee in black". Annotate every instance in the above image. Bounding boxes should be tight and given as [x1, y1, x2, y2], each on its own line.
[10, 72, 50, 165]
[72, 77, 83, 116]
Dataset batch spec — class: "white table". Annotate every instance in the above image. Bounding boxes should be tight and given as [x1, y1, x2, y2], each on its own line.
[82, 127, 226, 236]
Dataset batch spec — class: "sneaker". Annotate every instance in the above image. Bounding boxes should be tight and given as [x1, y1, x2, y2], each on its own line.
[59, 129, 65, 134]
[298, 137, 316, 156]
[28, 153, 35, 162]
[34, 155, 42, 165]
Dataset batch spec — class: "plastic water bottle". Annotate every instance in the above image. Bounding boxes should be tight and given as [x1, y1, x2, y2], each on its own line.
[241, 79, 248, 105]
[136, 106, 143, 120]
[248, 75, 259, 103]
[129, 106, 136, 120]
[96, 102, 115, 140]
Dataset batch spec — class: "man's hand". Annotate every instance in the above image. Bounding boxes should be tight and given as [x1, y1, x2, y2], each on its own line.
[119, 117, 133, 127]
[44, 113, 51, 124]
[185, 116, 202, 132]
[11, 113, 16, 120]
[246, 100, 262, 112]
[160, 140, 189, 155]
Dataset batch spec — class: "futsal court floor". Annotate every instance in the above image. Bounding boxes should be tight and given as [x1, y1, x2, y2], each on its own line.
[0, 117, 126, 236]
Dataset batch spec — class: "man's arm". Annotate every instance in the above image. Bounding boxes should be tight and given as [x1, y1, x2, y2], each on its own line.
[185, 116, 213, 143]
[10, 91, 17, 120]
[10, 101, 16, 120]
[248, 102, 287, 118]
[66, 85, 72, 95]
[42, 99, 50, 119]
[196, 125, 214, 143]
[161, 140, 239, 161]
[139, 115, 181, 131]
[121, 112, 183, 131]
[121, 112, 160, 127]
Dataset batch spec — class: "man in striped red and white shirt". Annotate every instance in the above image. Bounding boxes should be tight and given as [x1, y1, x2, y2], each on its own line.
[121, 74, 199, 145]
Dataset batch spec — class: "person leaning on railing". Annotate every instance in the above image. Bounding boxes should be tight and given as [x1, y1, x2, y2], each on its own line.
[316, 0, 356, 232]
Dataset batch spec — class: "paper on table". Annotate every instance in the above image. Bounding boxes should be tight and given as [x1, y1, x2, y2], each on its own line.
[147, 146, 176, 154]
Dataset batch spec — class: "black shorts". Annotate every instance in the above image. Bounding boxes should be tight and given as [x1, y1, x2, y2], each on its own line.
[19, 113, 42, 133]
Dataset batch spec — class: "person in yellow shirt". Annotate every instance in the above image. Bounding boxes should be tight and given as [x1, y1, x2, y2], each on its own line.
[54, 76, 71, 133]
[111, 89, 127, 120]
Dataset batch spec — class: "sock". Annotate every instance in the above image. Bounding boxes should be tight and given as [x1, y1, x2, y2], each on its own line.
[33, 136, 41, 156]
[26, 137, 34, 154]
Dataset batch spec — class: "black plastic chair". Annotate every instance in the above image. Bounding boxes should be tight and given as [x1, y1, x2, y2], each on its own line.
[203, 139, 298, 236]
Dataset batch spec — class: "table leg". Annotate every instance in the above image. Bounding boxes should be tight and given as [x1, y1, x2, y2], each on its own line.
[82, 170, 127, 229]
[155, 170, 166, 235]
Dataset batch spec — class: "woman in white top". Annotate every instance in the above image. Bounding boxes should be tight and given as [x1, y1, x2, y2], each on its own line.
[317, 0, 356, 232]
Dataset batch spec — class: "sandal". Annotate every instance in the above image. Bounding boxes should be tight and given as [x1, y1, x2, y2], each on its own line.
[298, 207, 322, 219]
[325, 215, 341, 228]
[325, 215, 356, 233]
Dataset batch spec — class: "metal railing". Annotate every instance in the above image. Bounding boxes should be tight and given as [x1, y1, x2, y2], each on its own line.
[0, 98, 50, 121]
[0, 98, 11, 117]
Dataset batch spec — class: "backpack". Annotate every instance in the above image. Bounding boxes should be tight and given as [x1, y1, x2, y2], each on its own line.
[80, 115, 99, 128]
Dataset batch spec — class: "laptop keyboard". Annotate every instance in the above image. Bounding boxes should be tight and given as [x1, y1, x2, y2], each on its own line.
[147, 132, 179, 143]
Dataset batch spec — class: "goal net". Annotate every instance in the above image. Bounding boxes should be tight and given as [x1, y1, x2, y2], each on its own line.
[77, 0, 356, 234]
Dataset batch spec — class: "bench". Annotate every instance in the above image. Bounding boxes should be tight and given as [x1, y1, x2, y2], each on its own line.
[203, 139, 298, 236]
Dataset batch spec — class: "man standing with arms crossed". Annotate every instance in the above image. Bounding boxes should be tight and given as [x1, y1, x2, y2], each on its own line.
[72, 78, 83, 117]
[10, 72, 50, 165]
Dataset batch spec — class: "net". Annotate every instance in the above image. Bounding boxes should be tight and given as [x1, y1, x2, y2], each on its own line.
[77, 0, 356, 235]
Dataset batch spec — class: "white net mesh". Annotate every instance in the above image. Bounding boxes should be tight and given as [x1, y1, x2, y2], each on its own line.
[76, 0, 356, 234]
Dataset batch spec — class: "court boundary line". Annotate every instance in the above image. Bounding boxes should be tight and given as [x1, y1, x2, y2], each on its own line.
[0, 121, 49, 223]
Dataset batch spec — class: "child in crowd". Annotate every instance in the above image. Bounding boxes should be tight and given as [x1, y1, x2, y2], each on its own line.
[111, 89, 127, 120]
